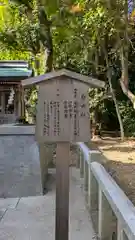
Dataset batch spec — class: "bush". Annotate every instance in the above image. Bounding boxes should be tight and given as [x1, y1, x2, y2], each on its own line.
[119, 101, 135, 136]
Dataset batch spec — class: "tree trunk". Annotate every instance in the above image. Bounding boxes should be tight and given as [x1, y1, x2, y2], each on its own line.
[120, 46, 135, 108]
[35, 58, 41, 75]
[38, 4, 53, 73]
[45, 46, 53, 73]
[119, 0, 135, 108]
[110, 78, 124, 141]
[104, 48, 124, 141]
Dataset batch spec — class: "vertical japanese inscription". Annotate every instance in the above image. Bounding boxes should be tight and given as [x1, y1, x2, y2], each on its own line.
[73, 101, 79, 136]
[57, 102, 60, 136]
[44, 101, 60, 137]
[54, 101, 57, 136]
[62, 88, 81, 137]
[80, 93, 86, 117]
[43, 101, 50, 136]
[68, 101, 73, 118]
[64, 101, 68, 118]
[63, 101, 73, 119]
[73, 88, 79, 137]
[53, 101, 60, 136]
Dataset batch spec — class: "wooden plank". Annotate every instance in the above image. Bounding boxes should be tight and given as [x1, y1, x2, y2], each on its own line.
[55, 142, 70, 240]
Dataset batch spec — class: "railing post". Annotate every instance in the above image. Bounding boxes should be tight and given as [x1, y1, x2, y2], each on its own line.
[89, 169, 99, 232]
[87, 165, 91, 207]
[84, 160, 88, 191]
[98, 188, 117, 240]
[80, 150, 84, 178]
[84, 160, 89, 203]
[39, 143, 54, 193]
[117, 222, 128, 240]
[87, 150, 101, 210]
[76, 147, 80, 168]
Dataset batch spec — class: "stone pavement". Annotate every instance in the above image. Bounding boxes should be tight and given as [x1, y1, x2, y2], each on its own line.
[0, 168, 95, 240]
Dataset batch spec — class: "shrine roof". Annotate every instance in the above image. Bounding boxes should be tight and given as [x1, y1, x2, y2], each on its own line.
[0, 67, 32, 78]
[0, 60, 29, 68]
[21, 69, 105, 88]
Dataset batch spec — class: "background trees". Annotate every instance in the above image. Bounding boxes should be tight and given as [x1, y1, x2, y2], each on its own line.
[0, 0, 135, 137]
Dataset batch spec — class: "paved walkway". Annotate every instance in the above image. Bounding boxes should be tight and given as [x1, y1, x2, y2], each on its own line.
[0, 168, 95, 240]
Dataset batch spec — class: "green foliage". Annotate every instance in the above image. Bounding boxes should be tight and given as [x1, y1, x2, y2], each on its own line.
[0, 48, 30, 60]
[0, 0, 135, 136]
[119, 101, 135, 136]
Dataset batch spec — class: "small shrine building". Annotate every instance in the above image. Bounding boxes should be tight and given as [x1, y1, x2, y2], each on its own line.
[0, 60, 33, 124]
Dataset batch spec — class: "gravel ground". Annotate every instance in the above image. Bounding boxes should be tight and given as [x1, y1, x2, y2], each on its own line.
[90, 138, 135, 206]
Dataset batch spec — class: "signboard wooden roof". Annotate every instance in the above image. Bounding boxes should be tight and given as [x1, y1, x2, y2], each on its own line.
[21, 69, 105, 88]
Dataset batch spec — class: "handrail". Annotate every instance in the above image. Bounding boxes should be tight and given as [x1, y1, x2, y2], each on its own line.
[77, 142, 135, 239]
[91, 162, 135, 239]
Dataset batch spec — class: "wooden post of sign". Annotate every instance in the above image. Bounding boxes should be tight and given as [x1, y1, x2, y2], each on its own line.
[55, 142, 70, 240]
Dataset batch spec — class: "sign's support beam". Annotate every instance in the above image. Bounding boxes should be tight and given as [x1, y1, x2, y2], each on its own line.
[55, 142, 70, 240]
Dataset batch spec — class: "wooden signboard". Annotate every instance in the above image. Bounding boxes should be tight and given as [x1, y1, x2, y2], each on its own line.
[21, 69, 105, 240]
[36, 76, 90, 143]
